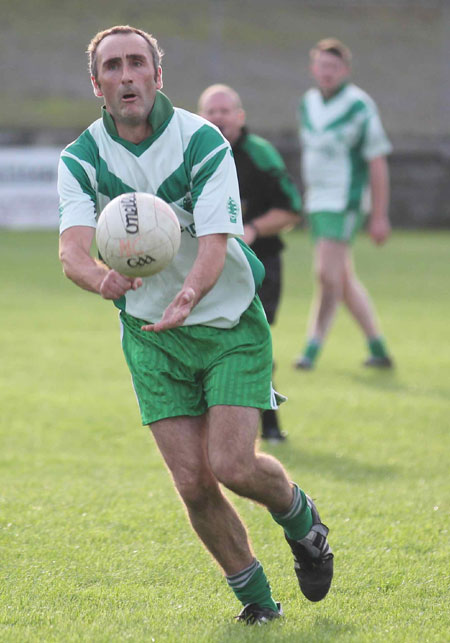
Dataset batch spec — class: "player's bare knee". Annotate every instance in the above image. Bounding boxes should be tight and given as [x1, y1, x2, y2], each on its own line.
[175, 475, 218, 510]
[317, 267, 343, 297]
[316, 266, 338, 288]
[211, 457, 254, 493]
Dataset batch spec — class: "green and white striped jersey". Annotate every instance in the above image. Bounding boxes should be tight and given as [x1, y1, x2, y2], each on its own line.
[298, 83, 392, 215]
[58, 92, 264, 329]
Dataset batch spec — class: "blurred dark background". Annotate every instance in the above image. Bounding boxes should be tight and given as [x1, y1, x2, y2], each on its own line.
[1, 0, 449, 227]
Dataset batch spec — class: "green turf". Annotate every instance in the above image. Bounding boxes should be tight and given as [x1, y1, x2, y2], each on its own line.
[0, 229, 449, 642]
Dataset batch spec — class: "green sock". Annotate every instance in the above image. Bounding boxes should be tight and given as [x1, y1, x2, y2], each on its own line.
[303, 339, 321, 364]
[270, 484, 313, 541]
[226, 559, 278, 612]
[368, 336, 389, 359]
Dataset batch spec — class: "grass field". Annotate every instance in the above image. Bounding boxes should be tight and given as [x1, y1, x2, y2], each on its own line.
[0, 229, 449, 642]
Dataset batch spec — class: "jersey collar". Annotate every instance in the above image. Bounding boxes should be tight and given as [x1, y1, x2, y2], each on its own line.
[101, 91, 175, 155]
[320, 81, 349, 103]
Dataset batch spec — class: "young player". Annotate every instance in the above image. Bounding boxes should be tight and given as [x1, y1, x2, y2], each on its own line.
[295, 38, 394, 370]
[58, 26, 333, 624]
[198, 84, 301, 443]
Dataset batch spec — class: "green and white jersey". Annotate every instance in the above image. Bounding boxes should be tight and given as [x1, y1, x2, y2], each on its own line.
[58, 92, 264, 329]
[298, 83, 392, 215]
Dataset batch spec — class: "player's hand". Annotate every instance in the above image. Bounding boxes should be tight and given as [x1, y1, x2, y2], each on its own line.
[369, 216, 391, 245]
[242, 223, 258, 246]
[99, 270, 143, 299]
[141, 287, 196, 332]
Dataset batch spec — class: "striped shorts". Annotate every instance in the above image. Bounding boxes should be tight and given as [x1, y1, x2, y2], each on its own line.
[119, 297, 278, 425]
[308, 210, 366, 243]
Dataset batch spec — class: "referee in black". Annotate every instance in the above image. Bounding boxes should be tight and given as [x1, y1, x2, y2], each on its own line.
[199, 84, 302, 443]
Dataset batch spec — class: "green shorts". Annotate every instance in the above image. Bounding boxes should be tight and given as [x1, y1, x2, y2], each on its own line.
[309, 210, 366, 243]
[120, 297, 278, 425]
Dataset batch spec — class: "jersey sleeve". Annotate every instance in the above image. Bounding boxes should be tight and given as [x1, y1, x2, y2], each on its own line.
[187, 125, 244, 237]
[361, 103, 393, 161]
[260, 146, 302, 213]
[58, 154, 97, 234]
[244, 136, 302, 213]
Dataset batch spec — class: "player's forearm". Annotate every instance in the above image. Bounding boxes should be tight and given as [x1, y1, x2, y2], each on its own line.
[59, 227, 107, 294]
[369, 156, 390, 221]
[182, 233, 227, 307]
[141, 234, 228, 332]
[249, 209, 300, 237]
[60, 246, 108, 294]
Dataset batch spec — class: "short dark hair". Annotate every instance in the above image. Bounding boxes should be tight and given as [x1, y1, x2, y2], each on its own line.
[87, 25, 164, 80]
[310, 38, 352, 66]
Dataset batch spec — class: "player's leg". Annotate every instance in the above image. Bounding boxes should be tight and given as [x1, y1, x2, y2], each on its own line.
[151, 414, 253, 575]
[295, 238, 347, 369]
[258, 254, 285, 443]
[150, 414, 280, 620]
[120, 308, 283, 622]
[203, 298, 333, 604]
[342, 253, 393, 367]
[207, 404, 333, 602]
[312, 239, 347, 338]
[342, 251, 378, 335]
[207, 405, 292, 510]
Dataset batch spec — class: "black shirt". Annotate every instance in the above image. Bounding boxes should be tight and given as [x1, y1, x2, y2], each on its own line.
[232, 127, 301, 258]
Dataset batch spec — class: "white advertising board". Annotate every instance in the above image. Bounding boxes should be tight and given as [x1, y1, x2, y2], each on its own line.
[0, 146, 62, 228]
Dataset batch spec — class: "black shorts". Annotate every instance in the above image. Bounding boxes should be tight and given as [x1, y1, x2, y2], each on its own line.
[258, 254, 281, 325]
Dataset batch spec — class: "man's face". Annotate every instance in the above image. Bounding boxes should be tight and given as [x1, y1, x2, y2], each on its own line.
[91, 32, 162, 128]
[310, 51, 350, 96]
[199, 91, 245, 145]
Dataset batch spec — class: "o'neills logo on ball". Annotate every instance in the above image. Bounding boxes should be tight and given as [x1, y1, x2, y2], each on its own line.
[121, 193, 139, 234]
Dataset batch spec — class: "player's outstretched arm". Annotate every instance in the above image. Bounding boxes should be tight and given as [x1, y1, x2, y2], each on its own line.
[141, 233, 227, 332]
[59, 226, 142, 299]
[243, 208, 300, 245]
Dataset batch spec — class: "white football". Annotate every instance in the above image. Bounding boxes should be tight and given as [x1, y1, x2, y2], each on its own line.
[96, 192, 181, 277]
